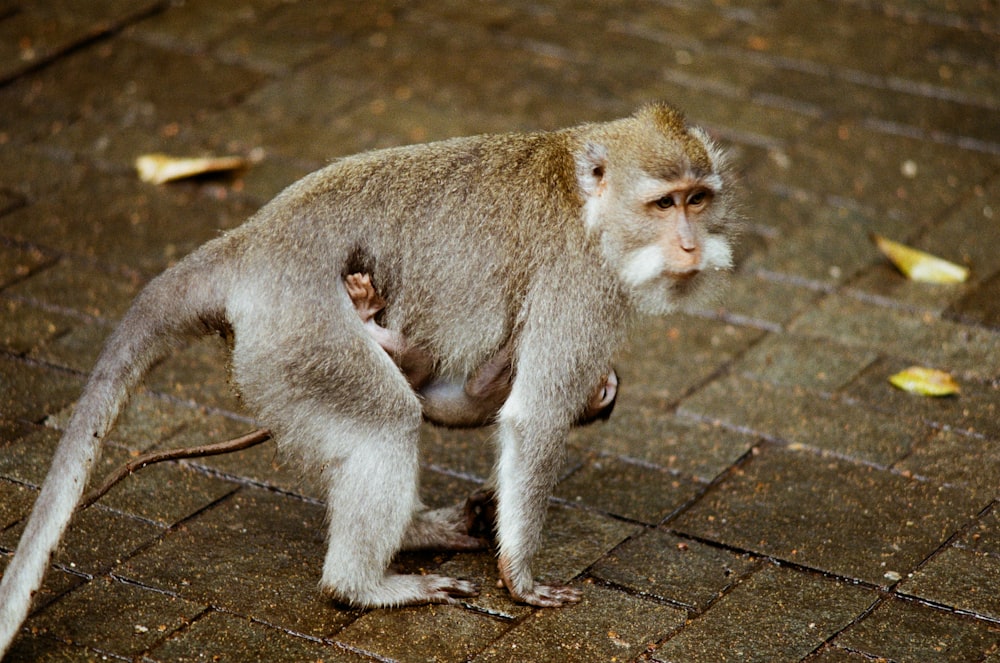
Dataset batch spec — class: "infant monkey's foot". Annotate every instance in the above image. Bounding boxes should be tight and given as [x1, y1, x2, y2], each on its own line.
[344, 273, 385, 322]
[463, 488, 498, 542]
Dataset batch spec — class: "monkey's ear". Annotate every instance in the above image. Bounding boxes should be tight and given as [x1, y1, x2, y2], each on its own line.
[575, 141, 608, 198]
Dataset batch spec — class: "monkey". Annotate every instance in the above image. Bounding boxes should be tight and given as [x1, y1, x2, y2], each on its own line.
[343, 272, 619, 428]
[0, 102, 737, 656]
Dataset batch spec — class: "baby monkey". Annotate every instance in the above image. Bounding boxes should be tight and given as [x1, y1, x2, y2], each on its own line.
[344, 273, 619, 428]
[0, 102, 738, 656]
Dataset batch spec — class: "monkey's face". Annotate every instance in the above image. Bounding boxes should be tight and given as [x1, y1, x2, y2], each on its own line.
[577, 118, 736, 316]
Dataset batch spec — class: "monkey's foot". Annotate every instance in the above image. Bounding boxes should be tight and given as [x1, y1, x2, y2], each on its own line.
[326, 573, 479, 608]
[344, 273, 385, 322]
[400, 504, 488, 552]
[463, 487, 498, 541]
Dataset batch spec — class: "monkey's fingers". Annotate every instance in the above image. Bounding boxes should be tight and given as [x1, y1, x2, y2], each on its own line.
[512, 583, 583, 608]
[423, 575, 479, 602]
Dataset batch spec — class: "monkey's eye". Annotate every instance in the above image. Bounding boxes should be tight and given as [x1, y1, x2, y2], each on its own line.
[655, 195, 675, 210]
[688, 190, 708, 206]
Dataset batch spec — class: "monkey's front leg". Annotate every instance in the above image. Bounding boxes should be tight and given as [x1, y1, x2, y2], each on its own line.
[493, 395, 582, 607]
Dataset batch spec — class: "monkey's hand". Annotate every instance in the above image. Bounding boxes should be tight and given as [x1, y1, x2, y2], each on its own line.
[498, 555, 583, 607]
[506, 582, 583, 608]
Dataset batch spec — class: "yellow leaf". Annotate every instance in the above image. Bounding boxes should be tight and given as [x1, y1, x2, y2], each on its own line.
[889, 366, 960, 397]
[871, 234, 969, 284]
[135, 153, 247, 185]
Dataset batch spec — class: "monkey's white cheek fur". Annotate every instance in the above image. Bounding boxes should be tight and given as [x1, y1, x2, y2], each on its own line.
[582, 195, 605, 233]
[701, 235, 734, 271]
[621, 245, 667, 287]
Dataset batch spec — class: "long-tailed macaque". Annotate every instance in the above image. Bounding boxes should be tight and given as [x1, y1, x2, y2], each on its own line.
[344, 273, 618, 427]
[0, 102, 737, 656]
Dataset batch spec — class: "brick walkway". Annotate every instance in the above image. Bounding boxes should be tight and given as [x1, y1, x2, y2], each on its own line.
[1, 1, 998, 661]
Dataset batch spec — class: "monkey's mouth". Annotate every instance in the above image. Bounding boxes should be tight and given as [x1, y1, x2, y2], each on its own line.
[667, 268, 700, 282]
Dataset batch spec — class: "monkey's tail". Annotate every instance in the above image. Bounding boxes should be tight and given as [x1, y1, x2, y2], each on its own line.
[0, 249, 230, 658]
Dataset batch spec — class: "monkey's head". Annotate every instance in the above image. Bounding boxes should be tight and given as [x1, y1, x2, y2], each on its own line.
[575, 102, 739, 315]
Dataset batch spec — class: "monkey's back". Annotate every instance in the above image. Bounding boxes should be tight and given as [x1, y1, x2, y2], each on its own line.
[234, 129, 604, 377]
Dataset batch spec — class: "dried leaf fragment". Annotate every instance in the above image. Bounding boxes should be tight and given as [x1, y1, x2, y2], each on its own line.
[135, 153, 247, 184]
[872, 234, 969, 284]
[889, 366, 960, 397]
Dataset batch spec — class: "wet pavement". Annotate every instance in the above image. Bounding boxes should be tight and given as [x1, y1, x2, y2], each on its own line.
[0, 1, 998, 661]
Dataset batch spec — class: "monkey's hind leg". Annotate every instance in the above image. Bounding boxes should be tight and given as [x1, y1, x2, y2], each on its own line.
[316, 414, 478, 607]
[232, 315, 476, 608]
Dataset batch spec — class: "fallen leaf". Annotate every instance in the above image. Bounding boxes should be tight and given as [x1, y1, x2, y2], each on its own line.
[135, 153, 247, 184]
[889, 366, 960, 397]
[872, 234, 969, 284]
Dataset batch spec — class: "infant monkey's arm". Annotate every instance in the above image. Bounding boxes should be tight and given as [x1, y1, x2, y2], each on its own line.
[344, 273, 617, 427]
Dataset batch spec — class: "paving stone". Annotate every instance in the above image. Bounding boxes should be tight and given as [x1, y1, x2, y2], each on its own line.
[949, 268, 1000, 330]
[211, 1, 388, 75]
[790, 292, 1000, 381]
[0, 242, 53, 289]
[0, 356, 83, 422]
[474, 583, 686, 663]
[46, 391, 201, 453]
[567, 407, 756, 484]
[145, 335, 242, 413]
[845, 357, 1000, 440]
[746, 121, 999, 225]
[0, 0, 167, 83]
[0, 480, 36, 530]
[1, 503, 163, 578]
[5, 256, 144, 320]
[679, 373, 921, 466]
[84, 445, 239, 527]
[126, 0, 294, 54]
[590, 528, 756, 611]
[10, 36, 265, 150]
[118, 487, 357, 639]
[555, 455, 703, 525]
[0, 297, 79, 357]
[337, 603, 508, 662]
[901, 545, 1000, 623]
[735, 333, 879, 393]
[896, 428, 1000, 502]
[615, 313, 762, 409]
[804, 646, 880, 663]
[689, 270, 821, 330]
[706, 1, 999, 109]
[2, 634, 112, 663]
[1, 393, 208, 492]
[148, 609, 360, 663]
[0, 172, 255, 275]
[22, 575, 204, 659]
[960, 506, 1000, 556]
[743, 199, 904, 289]
[851, 176, 1000, 315]
[530, 505, 641, 585]
[651, 563, 875, 663]
[167, 413, 323, 500]
[0, 426, 68, 487]
[419, 423, 497, 482]
[672, 445, 987, 586]
[836, 596, 1000, 662]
